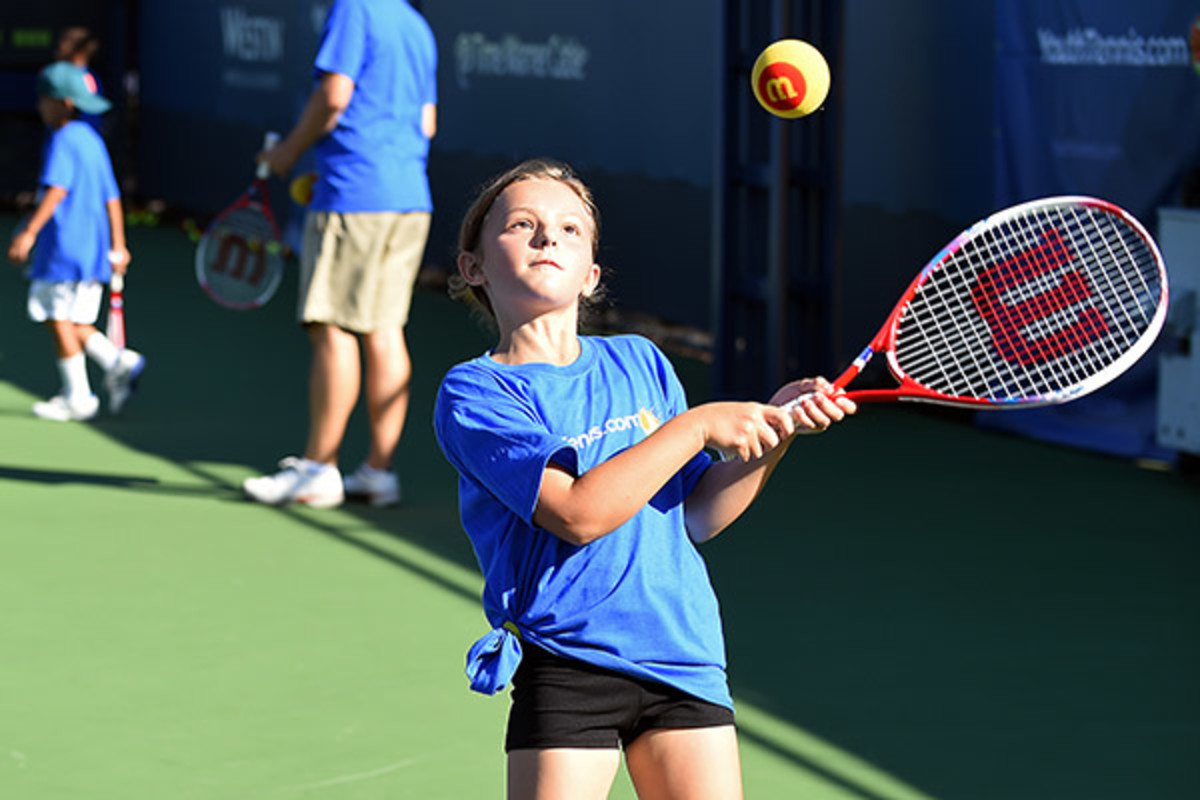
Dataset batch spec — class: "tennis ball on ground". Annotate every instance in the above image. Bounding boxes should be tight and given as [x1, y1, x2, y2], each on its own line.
[289, 172, 317, 206]
[751, 39, 830, 118]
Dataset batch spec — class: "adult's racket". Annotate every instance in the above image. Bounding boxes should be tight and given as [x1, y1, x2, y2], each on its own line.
[195, 132, 286, 310]
[106, 271, 125, 349]
[791, 196, 1168, 411]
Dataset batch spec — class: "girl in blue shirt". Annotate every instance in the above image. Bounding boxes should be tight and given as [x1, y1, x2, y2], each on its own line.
[434, 159, 855, 799]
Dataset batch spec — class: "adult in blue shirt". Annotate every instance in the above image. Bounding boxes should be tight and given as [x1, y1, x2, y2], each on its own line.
[245, 0, 437, 509]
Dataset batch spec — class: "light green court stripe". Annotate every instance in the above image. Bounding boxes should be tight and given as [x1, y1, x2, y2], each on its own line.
[736, 701, 939, 800]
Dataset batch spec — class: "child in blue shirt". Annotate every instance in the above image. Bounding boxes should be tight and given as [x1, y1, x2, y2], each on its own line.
[434, 158, 856, 798]
[7, 61, 144, 421]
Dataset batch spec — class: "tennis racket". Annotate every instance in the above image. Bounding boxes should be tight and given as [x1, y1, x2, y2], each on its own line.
[789, 196, 1168, 411]
[106, 271, 125, 349]
[195, 132, 286, 310]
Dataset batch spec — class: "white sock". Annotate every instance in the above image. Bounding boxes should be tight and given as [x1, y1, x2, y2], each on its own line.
[84, 331, 121, 371]
[58, 353, 92, 400]
[302, 458, 336, 475]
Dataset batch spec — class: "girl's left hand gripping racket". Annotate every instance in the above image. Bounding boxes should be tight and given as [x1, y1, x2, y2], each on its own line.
[787, 196, 1168, 411]
[195, 132, 288, 310]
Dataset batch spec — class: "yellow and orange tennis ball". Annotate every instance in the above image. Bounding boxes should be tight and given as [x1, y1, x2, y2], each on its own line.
[751, 39, 830, 118]
[289, 172, 317, 206]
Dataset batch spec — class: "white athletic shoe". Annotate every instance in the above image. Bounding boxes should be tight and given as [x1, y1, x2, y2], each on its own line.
[105, 349, 146, 415]
[33, 393, 100, 422]
[242, 457, 344, 508]
[342, 463, 401, 507]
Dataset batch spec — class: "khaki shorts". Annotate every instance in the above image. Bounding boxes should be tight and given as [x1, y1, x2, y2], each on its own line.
[298, 210, 431, 333]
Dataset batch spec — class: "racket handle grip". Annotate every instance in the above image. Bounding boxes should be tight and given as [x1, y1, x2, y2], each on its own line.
[109, 272, 124, 292]
[779, 356, 863, 411]
[780, 392, 814, 412]
[716, 391, 818, 461]
[256, 131, 281, 179]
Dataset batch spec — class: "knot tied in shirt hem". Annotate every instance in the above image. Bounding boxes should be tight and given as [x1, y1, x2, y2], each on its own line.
[465, 621, 522, 695]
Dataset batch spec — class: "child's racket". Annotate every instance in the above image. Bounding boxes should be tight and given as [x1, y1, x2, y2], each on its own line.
[106, 271, 125, 349]
[790, 196, 1168, 411]
[195, 132, 286, 310]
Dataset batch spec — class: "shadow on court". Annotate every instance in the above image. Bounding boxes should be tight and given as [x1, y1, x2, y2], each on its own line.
[0, 463, 239, 498]
[1, 217, 1197, 799]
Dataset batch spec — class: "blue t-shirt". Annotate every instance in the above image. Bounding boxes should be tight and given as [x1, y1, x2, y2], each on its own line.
[32, 120, 119, 283]
[311, 0, 437, 213]
[434, 335, 732, 710]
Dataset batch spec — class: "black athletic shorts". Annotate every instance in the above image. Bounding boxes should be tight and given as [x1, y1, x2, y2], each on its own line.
[505, 644, 735, 751]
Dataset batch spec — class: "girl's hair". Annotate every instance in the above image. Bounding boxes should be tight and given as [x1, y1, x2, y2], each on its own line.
[58, 27, 99, 62]
[450, 158, 604, 320]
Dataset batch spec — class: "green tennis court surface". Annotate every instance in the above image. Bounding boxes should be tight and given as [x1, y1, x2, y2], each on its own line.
[2, 218, 1197, 798]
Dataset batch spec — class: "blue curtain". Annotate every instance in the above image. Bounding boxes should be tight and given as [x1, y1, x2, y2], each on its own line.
[984, 0, 1200, 460]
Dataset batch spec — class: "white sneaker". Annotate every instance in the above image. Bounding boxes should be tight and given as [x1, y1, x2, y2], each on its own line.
[242, 457, 344, 508]
[343, 463, 401, 507]
[105, 349, 146, 415]
[33, 393, 100, 422]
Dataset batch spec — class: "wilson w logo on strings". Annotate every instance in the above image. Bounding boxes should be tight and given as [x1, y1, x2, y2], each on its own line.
[213, 233, 268, 285]
[970, 228, 1108, 367]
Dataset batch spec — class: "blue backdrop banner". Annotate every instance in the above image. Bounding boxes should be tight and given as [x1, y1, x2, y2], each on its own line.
[995, 1, 1200, 220]
[988, 0, 1200, 461]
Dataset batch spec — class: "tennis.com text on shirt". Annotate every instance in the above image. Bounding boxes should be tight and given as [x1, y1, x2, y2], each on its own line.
[564, 408, 661, 450]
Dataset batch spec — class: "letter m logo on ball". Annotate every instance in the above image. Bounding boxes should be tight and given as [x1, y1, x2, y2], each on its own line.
[751, 39, 831, 119]
[762, 68, 805, 110]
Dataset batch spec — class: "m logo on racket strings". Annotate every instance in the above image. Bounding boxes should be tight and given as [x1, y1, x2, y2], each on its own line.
[970, 228, 1108, 367]
[212, 233, 268, 285]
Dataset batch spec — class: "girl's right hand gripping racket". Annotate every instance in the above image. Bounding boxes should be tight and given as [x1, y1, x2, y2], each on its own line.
[791, 196, 1168, 411]
[194, 132, 287, 310]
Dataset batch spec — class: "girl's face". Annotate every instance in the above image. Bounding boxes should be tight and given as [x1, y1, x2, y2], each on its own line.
[460, 177, 600, 323]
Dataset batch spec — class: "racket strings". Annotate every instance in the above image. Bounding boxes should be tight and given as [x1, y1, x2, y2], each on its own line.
[893, 202, 1162, 403]
[978, 213, 1102, 391]
[962, 213, 1145, 396]
[202, 207, 279, 253]
[196, 206, 285, 308]
[907, 209, 1155, 398]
